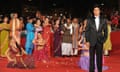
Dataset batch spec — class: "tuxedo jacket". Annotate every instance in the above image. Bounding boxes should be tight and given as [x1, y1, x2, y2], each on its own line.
[85, 16, 108, 46]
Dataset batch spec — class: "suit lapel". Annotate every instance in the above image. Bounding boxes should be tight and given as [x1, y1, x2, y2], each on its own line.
[92, 17, 97, 31]
[98, 16, 103, 31]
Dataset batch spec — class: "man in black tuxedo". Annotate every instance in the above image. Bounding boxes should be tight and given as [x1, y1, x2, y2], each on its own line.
[85, 5, 108, 72]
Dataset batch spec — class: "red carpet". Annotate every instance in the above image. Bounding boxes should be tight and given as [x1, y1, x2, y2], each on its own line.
[0, 31, 120, 72]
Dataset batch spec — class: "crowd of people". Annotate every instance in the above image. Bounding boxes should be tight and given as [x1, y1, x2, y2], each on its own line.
[111, 11, 120, 30]
[0, 7, 119, 71]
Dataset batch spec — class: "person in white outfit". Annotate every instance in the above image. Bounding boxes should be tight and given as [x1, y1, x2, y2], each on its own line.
[61, 18, 73, 56]
[72, 18, 79, 56]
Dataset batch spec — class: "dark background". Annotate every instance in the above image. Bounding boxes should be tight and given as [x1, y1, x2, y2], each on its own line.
[0, 0, 119, 17]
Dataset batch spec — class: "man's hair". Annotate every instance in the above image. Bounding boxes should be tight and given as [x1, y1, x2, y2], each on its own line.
[28, 16, 34, 20]
[93, 4, 101, 10]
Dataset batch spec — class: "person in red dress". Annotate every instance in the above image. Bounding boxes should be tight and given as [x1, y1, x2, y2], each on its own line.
[6, 38, 35, 69]
[5, 38, 26, 68]
[33, 31, 48, 63]
[42, 17, 52, 58]
[111, 11, 120, 28]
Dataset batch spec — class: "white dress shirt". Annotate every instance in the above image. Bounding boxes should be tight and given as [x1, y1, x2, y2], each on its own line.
[95, 16, 100, 31]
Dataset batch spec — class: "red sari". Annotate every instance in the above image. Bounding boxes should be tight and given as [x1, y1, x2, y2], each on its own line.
[33, 38, 48, 61]
[42, 25, 52, 58]
[111, 15, 120, 25]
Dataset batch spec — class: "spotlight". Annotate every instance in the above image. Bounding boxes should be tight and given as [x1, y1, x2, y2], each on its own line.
[101, 3, 104, 6]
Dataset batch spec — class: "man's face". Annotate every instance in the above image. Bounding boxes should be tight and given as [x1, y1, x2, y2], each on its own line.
[67, 19, 71, 24]
[14, 13, 18, 18]
[73, 18, 78, 24]
[93, 7, 100, 16]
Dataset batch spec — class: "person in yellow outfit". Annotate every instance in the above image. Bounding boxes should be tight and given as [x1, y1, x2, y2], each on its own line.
[103, 20, 112, 56]
[0, 16, 10, 57]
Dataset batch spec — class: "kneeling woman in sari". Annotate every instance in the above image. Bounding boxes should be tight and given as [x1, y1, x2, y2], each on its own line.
[78, 37, 108, 71]
[33, 31, 48, 63]
[5, 38, 35, 69]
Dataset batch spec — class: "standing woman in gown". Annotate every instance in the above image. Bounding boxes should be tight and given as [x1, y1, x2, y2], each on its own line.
[0, 16, 10, 57]
[34, 19, 43, 49]
[103, 20, 112, 56]
[34, 18, 43, 39]
[53, 19, 62, 57]
[42, 17, 52, 58]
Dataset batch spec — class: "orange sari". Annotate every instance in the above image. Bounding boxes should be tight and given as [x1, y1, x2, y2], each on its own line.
[9, 18, 21, 44]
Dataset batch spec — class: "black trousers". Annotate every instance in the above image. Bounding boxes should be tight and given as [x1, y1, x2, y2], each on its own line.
[89, 42, 103, 72]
